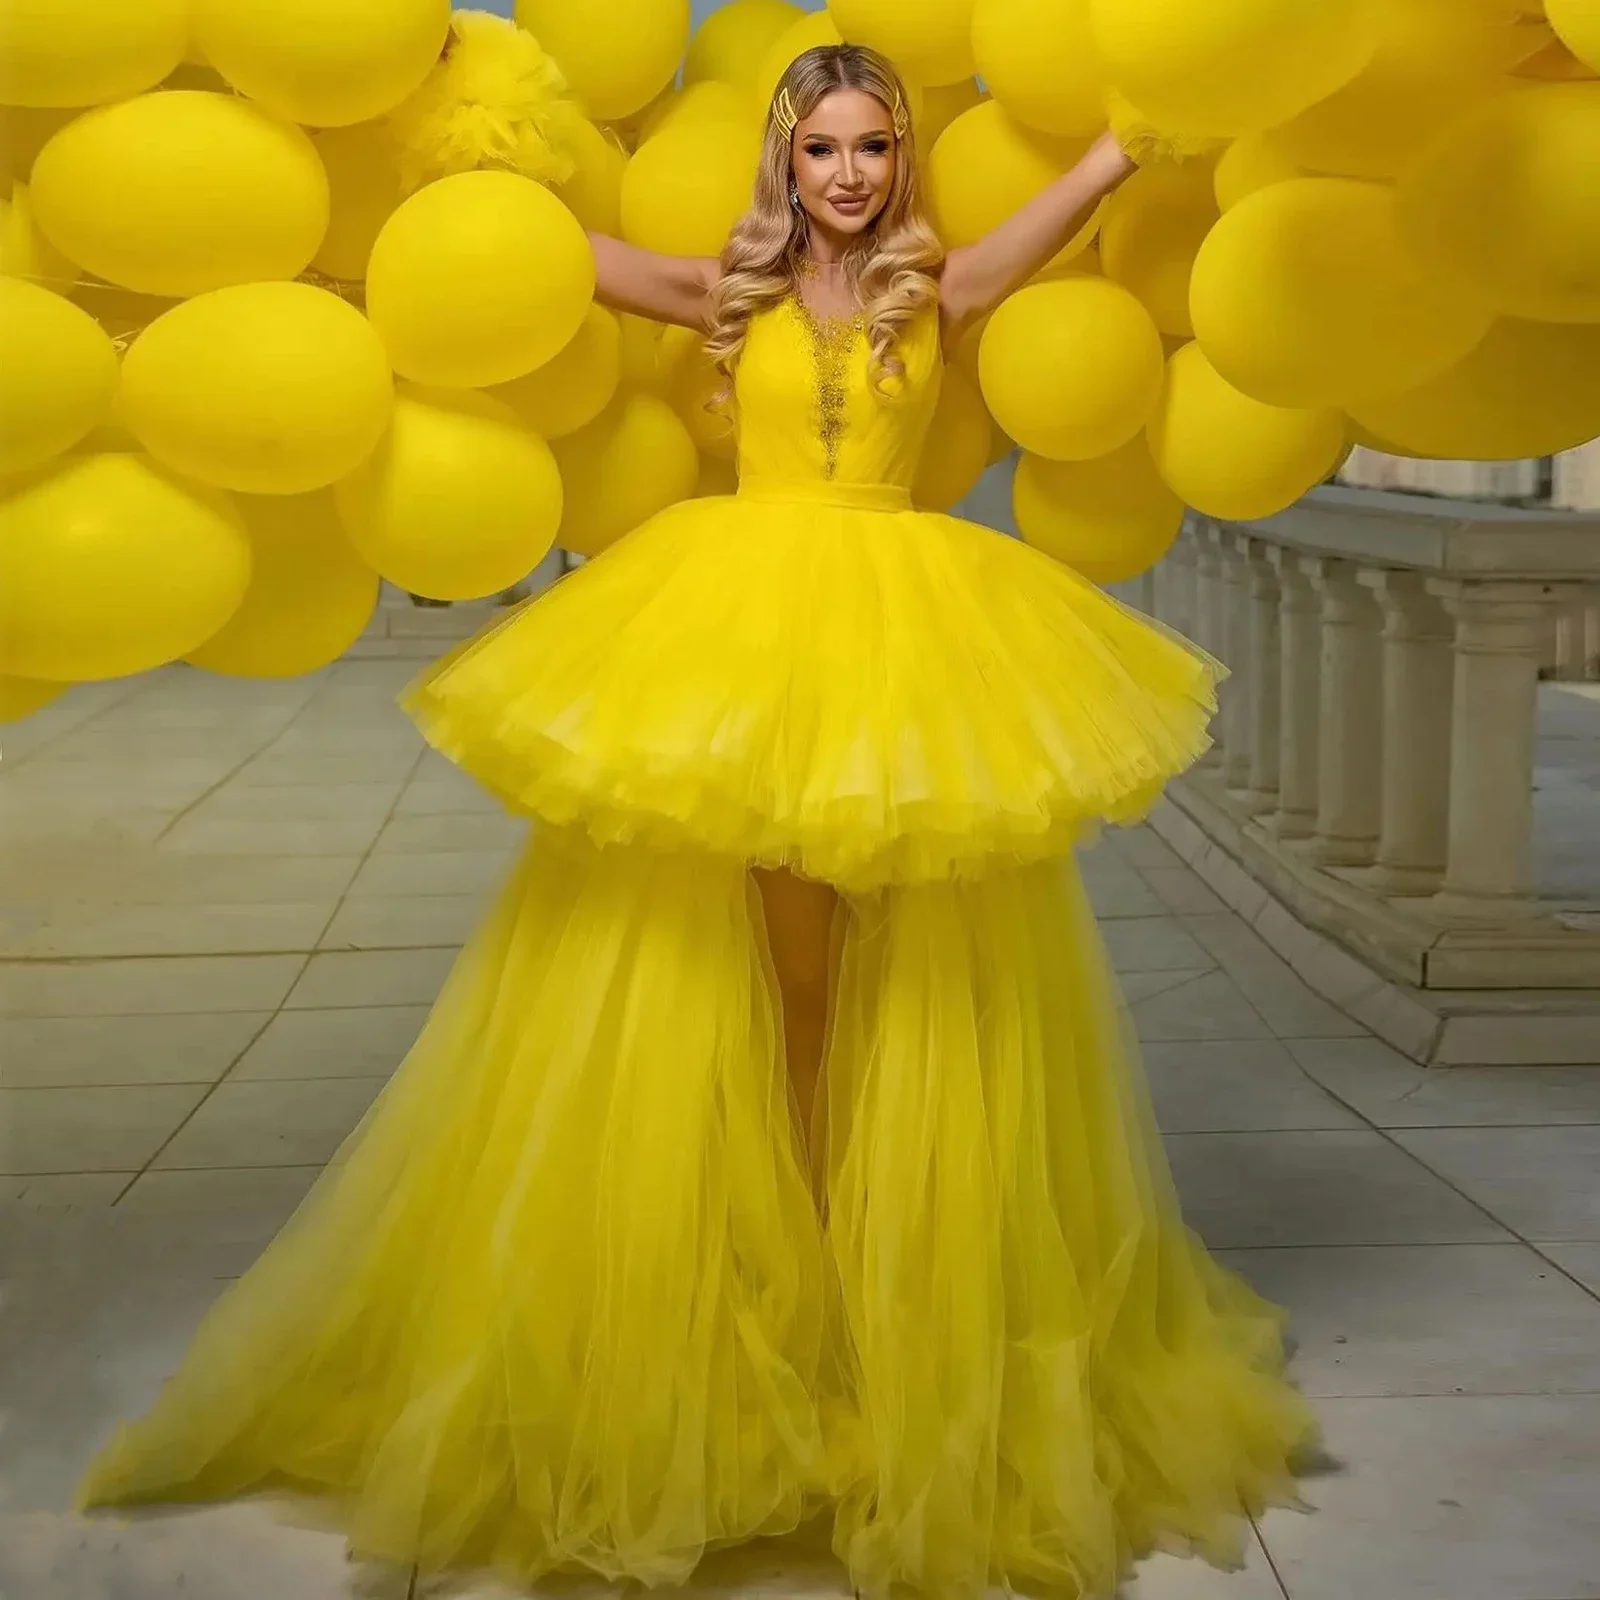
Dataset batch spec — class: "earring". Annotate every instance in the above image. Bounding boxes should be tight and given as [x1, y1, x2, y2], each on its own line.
[788, 177, 801, 211]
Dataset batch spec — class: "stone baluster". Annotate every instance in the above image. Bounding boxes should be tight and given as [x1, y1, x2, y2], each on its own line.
[1220, 530, 1254, 791]
[1306, 557, 1384, 867]
[1360, 571, 1454, 896]
[1192, 522, 1225, 659]
[1154, 531, 1197, 640]
[1430, 580, 1574, 917]
[1192, 525, 1227, 764]
[1268, 547, 1321, 840]
[1244, 539, 1282, 812]
[1554, 594, 1598, 681]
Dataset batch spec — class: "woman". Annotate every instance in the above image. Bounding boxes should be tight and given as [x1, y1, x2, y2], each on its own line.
[82, 45, 1314, 1600]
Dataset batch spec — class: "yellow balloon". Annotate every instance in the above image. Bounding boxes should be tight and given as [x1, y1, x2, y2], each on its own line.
[1213, 132, 1303, 210]
[622, 120, 759, 256]
[971, 0, 1106, 137]
[950, 311, 989, 384]
[336, 385, 562, 601]
[658, 325, 737, 459]
[192, 0, 450, 127]
[0, 181, 77, 293]
[0, 104, 73, 184]
[1272, 1, 1533, 181]
[686, 0, 803, 87]
[1399, 81, 1600, 324]
[30, 92, 329, 298]
[1348, 317, 1600, 459]
[0, 0, 185, 109]
[1275, 70, 1490, 183]
[979, 278, 1165, 460]
[0, 452, 250, 681]
[1088, 0, 1382, 138]
[753, 12, 844, 107]
[553, 394, 698, 557]
[605, 82, 679, 153]
[1014, 439, 1184, 584]
[1342, 419, 1428, 458]
[617, 313, 671, 393]
[1148, 341, 1346, 519]
[121, 283, 395, 496]
[0, 675, 64, 722]
[0, 277, 117, 474]
[517, 0, 689, 122]
[695, 453, 740, 497]
[919, 79, 985, 147]
[1546, 0, 1600, 72]
[557, 118, 628, 234]
[913, 366, 992, 510]
[988, 415, 1018, 465]
[1190, 177, 1493, 408]
[494, 306, 622, 440]
[1100, 161, 1219, 337]
[72, 281, 177, 343]
[367, 170, 595, 388]
[1515, 33, 1599, 79]
[829, 0, 976, 86]
[642, 79, 760, 140]
[186, 492, 379, 678]
[928, 103, 1099, 263]
[311, 122, 407, 283]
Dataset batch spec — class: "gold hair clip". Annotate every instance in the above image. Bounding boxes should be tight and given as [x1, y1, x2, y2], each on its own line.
[773, 87, 798, 139]
[891, 89, 910, 141]
[773, 84, 909, 140]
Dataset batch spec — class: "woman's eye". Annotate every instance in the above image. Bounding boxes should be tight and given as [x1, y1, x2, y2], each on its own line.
[803, 143, 831, 158]
[862, 141, 889, 155]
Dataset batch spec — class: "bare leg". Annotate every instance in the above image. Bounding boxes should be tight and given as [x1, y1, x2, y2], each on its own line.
[753, 867, 840, 1173]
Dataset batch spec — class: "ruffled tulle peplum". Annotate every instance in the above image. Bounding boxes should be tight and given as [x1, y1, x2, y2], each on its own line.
[403, 491, 1222, 890]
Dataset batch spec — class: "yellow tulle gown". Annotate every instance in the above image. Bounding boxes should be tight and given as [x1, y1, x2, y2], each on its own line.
[81, 299, 1315, 1597]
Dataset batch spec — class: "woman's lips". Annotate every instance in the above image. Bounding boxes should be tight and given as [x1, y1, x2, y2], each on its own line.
[830, 195, 869, 213]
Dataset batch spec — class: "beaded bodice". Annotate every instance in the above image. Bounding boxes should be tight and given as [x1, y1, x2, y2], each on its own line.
[733, 298, 944, 497]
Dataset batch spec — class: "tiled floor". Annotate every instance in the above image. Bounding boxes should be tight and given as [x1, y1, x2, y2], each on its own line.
[2, 664, 1598, 1600]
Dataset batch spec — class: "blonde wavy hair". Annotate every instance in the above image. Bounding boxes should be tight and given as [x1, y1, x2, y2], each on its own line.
[704, 44, 944, 398]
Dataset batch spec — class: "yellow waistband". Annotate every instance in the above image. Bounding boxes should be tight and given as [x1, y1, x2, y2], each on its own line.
[736, 477, 913, 513]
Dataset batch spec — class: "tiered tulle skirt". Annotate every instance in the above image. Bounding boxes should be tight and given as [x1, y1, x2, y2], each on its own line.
[81, 496, 1315, 1598]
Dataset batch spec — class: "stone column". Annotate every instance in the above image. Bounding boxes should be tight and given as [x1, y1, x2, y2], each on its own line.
[1220, 530, 1254, 791]
[1175, 529, 1200, 641]
[1360, 570, 1454, 896]
[1192, 525, 1226, 764]
[1269, 546, 1320, 840]
[1554, 595, 1597, 681]
[1306, 557, 1384, 867]
[1154, 530, 1197, 640]
[1192, 522, 1224, 659]
[1245, 539, 1282, 813]
[1430, 580, 1571, 917]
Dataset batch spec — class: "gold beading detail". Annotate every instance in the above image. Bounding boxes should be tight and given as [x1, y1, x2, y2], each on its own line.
[791, 296, 864, 481]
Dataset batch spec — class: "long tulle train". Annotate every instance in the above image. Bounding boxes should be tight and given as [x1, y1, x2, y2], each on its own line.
[81, 829, 1312, 1598]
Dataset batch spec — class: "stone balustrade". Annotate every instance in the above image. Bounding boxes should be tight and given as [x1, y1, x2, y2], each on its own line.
[1339, 440, 1600, 683]
[1123, 486, 1600, 1067]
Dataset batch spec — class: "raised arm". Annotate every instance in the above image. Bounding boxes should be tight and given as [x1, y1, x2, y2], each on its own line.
[588, 234, 722, 331]
[938, 131, 1137, 340]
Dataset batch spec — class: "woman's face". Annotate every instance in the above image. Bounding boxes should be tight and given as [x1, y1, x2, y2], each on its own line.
[791, 88, 897, 236]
